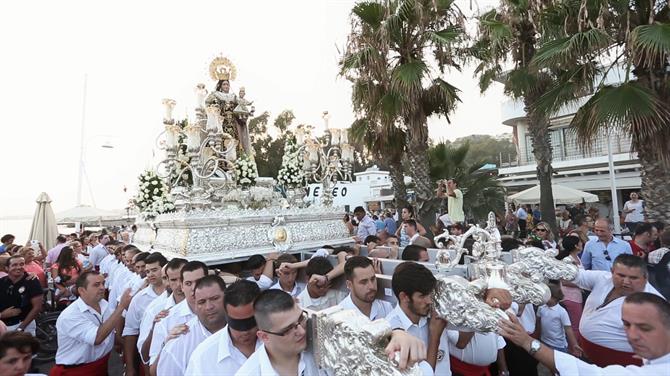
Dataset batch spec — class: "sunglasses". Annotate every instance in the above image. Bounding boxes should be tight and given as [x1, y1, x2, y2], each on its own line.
[262, 310, 308, 337]
[535, 228, 548, 233]
[603, 249, 611, 261]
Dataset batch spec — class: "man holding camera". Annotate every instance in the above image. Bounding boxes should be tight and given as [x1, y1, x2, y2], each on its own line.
[437, 179, 464, 223]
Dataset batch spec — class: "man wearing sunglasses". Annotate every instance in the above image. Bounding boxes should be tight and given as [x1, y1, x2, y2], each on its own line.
[582, 218, 632, 271]
[186, 280, 262, 376]
[568, 254, 664, 367]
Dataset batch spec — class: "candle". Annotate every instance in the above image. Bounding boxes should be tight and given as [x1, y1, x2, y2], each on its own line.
[205, 105, 221, 132]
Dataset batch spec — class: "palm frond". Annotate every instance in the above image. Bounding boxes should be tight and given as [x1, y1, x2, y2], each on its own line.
[422, 78, 461, 118]
[340, 46, 380, 72]
[352, 2, 386, 29]
[533, 63, 600, 115]
[391, 59, 428, 93]
[531, 29, 611, 68]
[427, 26, 461, 45]
[630, 22, 670, 68]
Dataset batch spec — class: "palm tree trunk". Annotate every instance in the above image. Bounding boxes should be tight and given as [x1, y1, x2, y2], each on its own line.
[638, 148, 670, 223]
[388, 159, 409, 209]
[405, 122, 440, 236]
[525, 104, 558, 236]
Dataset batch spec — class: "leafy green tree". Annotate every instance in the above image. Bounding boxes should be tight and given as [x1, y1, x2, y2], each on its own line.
[449, 134, 517, 166]
[429, 142, 506, 221]
[340, 0, 464, 225]
[530, 0, 670, 222]
[248, 110, 295, 178]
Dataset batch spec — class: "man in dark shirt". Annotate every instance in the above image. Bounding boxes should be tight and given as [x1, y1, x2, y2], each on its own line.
[0, 255, 43, 334]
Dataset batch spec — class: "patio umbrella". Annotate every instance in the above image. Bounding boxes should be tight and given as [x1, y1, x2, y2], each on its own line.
[508, 184, 599, 205]
[28, 192, 59, 250]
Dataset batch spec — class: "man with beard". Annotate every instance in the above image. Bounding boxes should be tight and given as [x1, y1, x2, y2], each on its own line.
[157, 275, 227, 375]
[337, 256, 393, 320]
[185, 280, 262, 375]
[123, 253, 168, 376]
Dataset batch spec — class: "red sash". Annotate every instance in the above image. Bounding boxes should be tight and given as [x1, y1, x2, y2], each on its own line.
[49, 352, 110, 376]
[449, 355, 491, 376]
[580, 337, 642, 367]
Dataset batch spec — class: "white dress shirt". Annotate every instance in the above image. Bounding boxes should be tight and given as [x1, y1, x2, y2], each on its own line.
[246, 274, 273, 290]
[185, 325, 262, 376]
[149, 299, 195, 365]
[297, 288, 346, 311]
[537, 304, 571, 349]
[446, 330, 505, 366]
[108, 266, 133, 310]
[88, 244, 108, 268]
[123, 284, 161, 337]
[575, 270, 663, 352]
[270, 281, 305, 297]
[509, 302, 537, 334]
[99, 254, 115, 275]
[137, 292, 175, 364]
[554, 349, 670, 375]
[234, 344, 321, 376]
[356, 215, 378, 240]
[386, 305, 444, 376]
[55, 298, 114, 365]
[157, 316, 215, 376]
[337, 294, 394, 321]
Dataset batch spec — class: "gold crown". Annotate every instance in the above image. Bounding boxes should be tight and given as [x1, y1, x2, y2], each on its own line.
[209, 56, 237, 81]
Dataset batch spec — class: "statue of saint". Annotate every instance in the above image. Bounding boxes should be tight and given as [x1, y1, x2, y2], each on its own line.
[206, 79, 238, 137]
[234, 87, 253, 155]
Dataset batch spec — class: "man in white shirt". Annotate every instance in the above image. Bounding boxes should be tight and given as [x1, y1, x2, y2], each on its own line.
[353, 206, 377, 243]
[446, 330, 507, 375]
[572, 254, 664, 367]
[123, 253, 168, 376]
[157, 275, 228, 376]
[404, 220, 432, 248]
[149, 261, 208, 374]
[244, 254, 276, 290]
[505, 302, 538, 376]
[88, 234, 110, 271]
[52, 271, 132, 375]
[296, 257, 346, 311]
[499, 292, 670, 376]
[270, 253, 304, 297]
[185, 280, 262, 376]
[109, 245, 142, 310]
[138, 258, 187, 369]
[337, 256, 393, 320]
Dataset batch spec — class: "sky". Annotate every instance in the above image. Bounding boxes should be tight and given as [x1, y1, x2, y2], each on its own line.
[0, 0, 507, 218]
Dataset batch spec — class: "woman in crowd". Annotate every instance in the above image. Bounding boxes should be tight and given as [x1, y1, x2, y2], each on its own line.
[50, 246, 82, 308]
[568, 215, 593, 245]
[504, 207, 518, 235]
[558, 211, 572, 237]
[533, 221, 557, 250]
[556, 235, 584, 343]
[622, 192, 645, 233]
[395, 205, 426, 247]
[19, 246, 47, 288]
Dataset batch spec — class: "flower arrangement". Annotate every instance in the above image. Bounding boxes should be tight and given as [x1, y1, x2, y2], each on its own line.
[134, 170, 175, 220]
[234, 153, 258, 188]
[277, 136, 305, 188]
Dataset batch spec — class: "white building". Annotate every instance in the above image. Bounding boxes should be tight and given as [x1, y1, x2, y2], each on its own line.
[497, 74, 641, 213]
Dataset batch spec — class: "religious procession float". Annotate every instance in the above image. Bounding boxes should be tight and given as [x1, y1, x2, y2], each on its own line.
[132, 56, 579, 375]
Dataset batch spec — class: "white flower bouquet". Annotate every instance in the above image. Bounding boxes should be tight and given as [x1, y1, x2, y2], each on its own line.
[133, 170, 175, 220]
[234, 153, 258, 188]
[277, 137, 305, 189]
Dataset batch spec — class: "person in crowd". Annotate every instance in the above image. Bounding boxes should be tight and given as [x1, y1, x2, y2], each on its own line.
[558, 210, 572, 237]
[85, 234, 99, 255]
[123, 253, 168, 376]
[51, 246, 83, 307]
[445, 328, 508, 376]
[405, 220, 432, 248]
[185, 280, 262, 376]
[108, 245, 140, 310]
[270, 253, 304, 297]
[373, 215, 385, 233]
[504, 207, 518, 236]
[51, 271, 132, 375]
[629, 222, 655, 260]
[138, 258, 187, 369]
[337, 256, 393, 320]
[440, 179, 465, 223]
[532, 205, 542, 223]
[353, 206, 377, 243]
[364, 235, 398, 259]
[148, 261, 207, 370]
[383, 212, 397, 236]
[45, 235, 67, 268]
[385, 234, 399, 248]
[499, 292, 670, 375]
[505, 302, 538, 376]
[649, 227, 670, 265]
[556, 235, 584, 343]
[532, 221, 557, 250]
[570, 254, 663, 366]
[157, 275, 228, 375]
[88, 233, 110, 271]
[535, 283, 582, 356]
[244, 254, 276, 290]
[622, 192, 645, 233]
[68, 241, 90, 271]
[0, 331, 41, 376]
[19, 246, 46, 288]
[99, 240, 121, 289]
[296, 256, 346, 311]
[0, 255, 43, 335]
[395, 205, 427, 247]
[0, 234, 15, 254]
[581, 218, 632, 271]
[515, 205, 528, 238]
[568, 215, 594, 245]
[401, 245, 429, 263]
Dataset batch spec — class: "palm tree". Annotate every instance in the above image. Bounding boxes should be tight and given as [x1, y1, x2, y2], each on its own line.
[429, 142, 506, 221]
[530, 0, 670, 222]
[471, 0, 560, 234]
[340, 0, 463, 225]
[349, 118, 409, 208]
